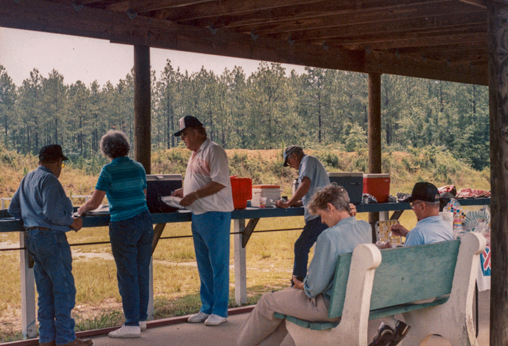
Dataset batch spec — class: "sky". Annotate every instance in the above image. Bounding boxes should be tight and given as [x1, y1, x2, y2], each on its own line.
[0, 27, 307, 87]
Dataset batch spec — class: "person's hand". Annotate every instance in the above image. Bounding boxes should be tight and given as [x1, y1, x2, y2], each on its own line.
[171, 188, 183, 198]
[349, 203, 357, 217]
[390, 223, 409, 237]
[376, 241, 392, 249]
[292, 275, 304, 290]
[180, 192, 198, 207]
[76, 206, 87, 217]
[275, 200, 290, 209]
[70, 217, 83, 232]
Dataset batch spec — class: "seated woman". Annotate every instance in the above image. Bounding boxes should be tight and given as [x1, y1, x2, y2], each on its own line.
[77, 130, 153, 338]
[237, 184, 371, 346]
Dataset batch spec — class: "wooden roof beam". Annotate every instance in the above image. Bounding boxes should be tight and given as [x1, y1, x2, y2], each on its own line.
[0, 0, 486, 85]
[365, 50, 487, 85]
[173, 0, 454, 29]
[151, 0, 327, 21]
[159, 0, 445, 24]
[328, 26, 487, 49]
[105, 0, 215, 13]
[0, 0, 364, 70]
[459, 0, 487, 8]
[235, 1, 481, 36]
[266, 11, 486, 42]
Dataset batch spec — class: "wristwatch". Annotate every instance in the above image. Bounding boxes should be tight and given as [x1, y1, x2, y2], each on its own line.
[194, 191, 200, 199]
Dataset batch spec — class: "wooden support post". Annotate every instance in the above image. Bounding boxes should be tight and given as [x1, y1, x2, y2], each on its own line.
[234, 219, 247, 305]
[368, 73, 382, 243]
[134, 45, 154, 318]
[487, 2, 508, 344]
[134, 45, 151, 173]
[20, 231, 36, 339]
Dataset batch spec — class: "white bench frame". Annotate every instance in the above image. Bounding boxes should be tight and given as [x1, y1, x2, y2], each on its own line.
[283, 232, 486, 346]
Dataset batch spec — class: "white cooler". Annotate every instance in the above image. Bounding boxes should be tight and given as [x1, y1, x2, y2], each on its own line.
[251, 185, 281, 207]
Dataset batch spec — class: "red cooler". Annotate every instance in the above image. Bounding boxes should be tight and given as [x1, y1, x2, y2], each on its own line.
[363, 173, 390, 203]
[230, 176, 252, 209]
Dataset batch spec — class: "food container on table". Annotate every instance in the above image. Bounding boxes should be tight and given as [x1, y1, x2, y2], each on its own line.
[251, 185, 281, 207]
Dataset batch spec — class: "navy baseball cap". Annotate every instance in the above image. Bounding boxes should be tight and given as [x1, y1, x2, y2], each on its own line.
[283, 146, 303, 167]
[174, 115, 204, 137]
[39, 144, 68, 161]
[402, 182, 440, 203]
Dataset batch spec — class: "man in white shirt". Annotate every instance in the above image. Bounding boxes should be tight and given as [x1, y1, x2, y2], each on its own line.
[172, 116, 234, 326]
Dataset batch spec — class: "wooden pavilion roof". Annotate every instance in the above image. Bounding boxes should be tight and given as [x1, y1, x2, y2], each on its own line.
[0, 0, 489, 85]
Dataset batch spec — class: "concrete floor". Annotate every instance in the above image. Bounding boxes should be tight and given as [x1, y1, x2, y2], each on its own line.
[89, 290, 490, 346]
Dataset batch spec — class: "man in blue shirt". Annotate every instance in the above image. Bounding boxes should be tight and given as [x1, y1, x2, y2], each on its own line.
[370, 182, 453, 346]
[275, 146, 330, 285]
[9, 145, 92, 346]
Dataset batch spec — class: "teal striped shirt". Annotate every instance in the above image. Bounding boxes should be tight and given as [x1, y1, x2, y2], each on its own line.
[96, 157, 148, 222]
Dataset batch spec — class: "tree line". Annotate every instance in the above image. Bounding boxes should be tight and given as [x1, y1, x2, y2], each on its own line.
[0, 61, 489, 170]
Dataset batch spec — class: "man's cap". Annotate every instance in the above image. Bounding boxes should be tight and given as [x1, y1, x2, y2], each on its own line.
[283, 145, 303, 167]
[402, 182, 440, 203]
[39, 144, 68, 162]
[174, 115, 204, 137]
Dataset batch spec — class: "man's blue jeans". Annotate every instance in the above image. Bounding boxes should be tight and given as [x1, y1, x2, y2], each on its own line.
[26, 229, 76, 345]
[109, 210, 153, 326]
[191, 212, 231, 318]
[293, 216, 328, 279]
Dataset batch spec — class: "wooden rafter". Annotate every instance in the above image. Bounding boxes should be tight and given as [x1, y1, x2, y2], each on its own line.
[263, 11, 486, 42]
[0, 0, 490, 85]
[168, 0, 450, 29]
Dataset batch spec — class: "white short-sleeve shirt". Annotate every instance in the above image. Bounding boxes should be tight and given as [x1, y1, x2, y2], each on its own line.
[183, 138, 234, 215]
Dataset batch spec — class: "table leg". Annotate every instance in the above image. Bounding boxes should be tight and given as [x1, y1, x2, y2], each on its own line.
[234, 219, 247, 305]
[147, 259, 154, 320]
[20, 231, 36, 339]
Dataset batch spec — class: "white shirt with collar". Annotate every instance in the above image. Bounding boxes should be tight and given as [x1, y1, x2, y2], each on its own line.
[183, 138, 234, 215]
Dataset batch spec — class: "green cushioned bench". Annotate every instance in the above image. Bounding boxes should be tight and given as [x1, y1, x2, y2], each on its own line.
[274, 232, 485, 346]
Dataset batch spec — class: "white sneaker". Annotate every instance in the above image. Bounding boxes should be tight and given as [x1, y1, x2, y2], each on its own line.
[187, 311, 210, 323]
[108, 325, 141, 338]
[204, 314, 227, 326]
[139, 321, 147, 331]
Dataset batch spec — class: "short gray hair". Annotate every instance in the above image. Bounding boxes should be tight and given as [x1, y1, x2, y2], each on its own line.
[308, 183, 351, 214]
[423, 201, 440, 209]
[100, 130, 130, 159]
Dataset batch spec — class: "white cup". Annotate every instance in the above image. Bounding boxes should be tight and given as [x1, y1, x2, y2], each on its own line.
[259, 197, 267, 208]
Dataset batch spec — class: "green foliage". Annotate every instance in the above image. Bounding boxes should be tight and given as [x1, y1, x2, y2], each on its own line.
[0, 63, 490, 170]
[345, 123, 367, 152]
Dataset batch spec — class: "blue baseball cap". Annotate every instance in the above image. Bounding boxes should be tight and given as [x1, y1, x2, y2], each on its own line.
[283, 146, 303, 167]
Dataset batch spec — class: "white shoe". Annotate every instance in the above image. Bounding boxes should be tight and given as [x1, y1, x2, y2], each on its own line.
[204, 314, 227, 326]
[187, 311, 210, 323]
[108, 325, 141, 338]
[139, 321, 147, 331]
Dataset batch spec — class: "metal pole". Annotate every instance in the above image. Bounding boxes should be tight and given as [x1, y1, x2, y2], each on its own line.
[368, 73, 382, 242]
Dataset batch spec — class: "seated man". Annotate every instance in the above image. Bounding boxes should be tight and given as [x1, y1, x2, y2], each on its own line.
[237, 184, 371, 346]
[370, 182, 454, 346]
